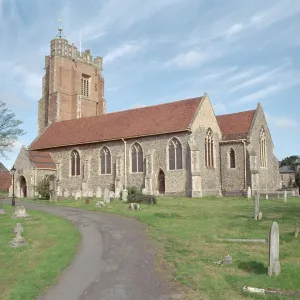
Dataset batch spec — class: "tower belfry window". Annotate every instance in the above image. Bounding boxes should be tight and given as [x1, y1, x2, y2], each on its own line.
[81, 74, 90, 97]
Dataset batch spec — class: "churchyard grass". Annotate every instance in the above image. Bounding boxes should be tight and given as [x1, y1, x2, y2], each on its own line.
[23, 196, 300, 300]
[0, 204, 81, 300]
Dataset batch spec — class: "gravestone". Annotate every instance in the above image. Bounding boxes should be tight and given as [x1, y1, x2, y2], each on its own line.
[75, 190, 81, 201]
[142, 188, 147, 195]
[104, 188, 110, 204]
[295, 223, 299, 238]
[88, 189, 93, 198]
[284, 190, 287, 202]
[64, 189, 70, 198]
[217, 186, 223, 198]
[254, 192, 260, 220]
[12, 205, 29, 218]
[109, 191, 115, 199]
[115, 187, 121, 198]
[247, 186, 252, 199]
[223, 255, 232, 265]
[85, 198, 91, 204]
[122, 189, 128, 202]
[96, 187, 102, 198]
[10, 223, 27, 247]
[266, 194, 269, 200]
[95, 201, 105, 208]
[268, 222, 280, 276]
[49, 177, 57, 203]
[129, 203, 141, 211]
[0, 199, 6, 215]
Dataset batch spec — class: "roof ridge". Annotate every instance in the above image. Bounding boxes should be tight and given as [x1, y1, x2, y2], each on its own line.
[217, 109, 256, 118]
[51, 96, 204, 125]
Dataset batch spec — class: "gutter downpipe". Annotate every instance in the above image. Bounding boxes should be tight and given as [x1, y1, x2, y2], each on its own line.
[122, 139, 127, 189]
[242, 140, 247, 191]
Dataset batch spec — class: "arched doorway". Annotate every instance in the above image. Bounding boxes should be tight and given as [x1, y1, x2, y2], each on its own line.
[158, 169, 165, 194]
[20, 176, 27, 198]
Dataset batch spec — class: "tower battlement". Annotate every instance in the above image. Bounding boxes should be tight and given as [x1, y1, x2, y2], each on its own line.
[50, 38, 103, 70]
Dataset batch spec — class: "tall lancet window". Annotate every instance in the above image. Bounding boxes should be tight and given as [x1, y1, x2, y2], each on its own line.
[71, 150, 80, 176]
[260, 127, 267, 168]
[100, 146, 111, 174]
[229, 148, 236, 169]
[81, 74, 90, 97]
[168, 138, 183, 170]
[205, 128, 214, 168]
[131, 143, 143, 173]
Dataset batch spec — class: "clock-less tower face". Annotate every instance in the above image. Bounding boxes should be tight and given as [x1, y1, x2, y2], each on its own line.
[38, 37, 106, 135]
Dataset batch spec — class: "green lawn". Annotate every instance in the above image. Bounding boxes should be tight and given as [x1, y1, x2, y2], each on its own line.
[22, 196, 300, 300]
[0, 203, 81, 300]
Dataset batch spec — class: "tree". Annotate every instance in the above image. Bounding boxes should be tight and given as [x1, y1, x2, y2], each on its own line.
[280, 155, 300, 167]
[0, 101, 25, 157]
[296, 171, 300, 193]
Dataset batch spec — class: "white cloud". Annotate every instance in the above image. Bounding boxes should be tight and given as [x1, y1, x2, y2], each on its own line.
[104, 41, 142, 64]
[266, 113, 299, 129]
[164, 49, 222, 69]
[230, 60, 291, 92]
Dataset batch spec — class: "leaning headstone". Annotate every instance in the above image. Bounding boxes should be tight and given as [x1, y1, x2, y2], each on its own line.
[104, 188, 110, 204]
[10, 223, 27, 247]
[295, 223, 299, 238]
[122, 189, 128, 202]
[96, 187, 102, 198]
[223, 255, 232, 265]
[268, 222, 280, 276]
[254, 193, 260, 220]
[0, 199, 6, 215]
[247, 186, 252, 199]
[284, 190, 287, 202]
[12, 206, 29, 218]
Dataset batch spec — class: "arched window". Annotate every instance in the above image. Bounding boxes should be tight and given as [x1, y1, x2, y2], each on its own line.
[100, 146, 111, 174]
[131, 143, 143, 173]
[260, 127, 267, 168]
[71, 150, 80, 176]
[229, 148, 236, 169]
[168, 137, 183, 170]
[205, 128, 214, 168]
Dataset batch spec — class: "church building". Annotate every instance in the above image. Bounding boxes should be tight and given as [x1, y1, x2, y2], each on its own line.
[11, 30, 281, 199]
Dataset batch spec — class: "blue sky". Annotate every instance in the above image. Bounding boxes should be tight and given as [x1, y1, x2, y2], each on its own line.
[0, 0, 299, 169]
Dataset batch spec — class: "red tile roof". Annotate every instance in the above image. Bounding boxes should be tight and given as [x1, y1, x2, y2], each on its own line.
[28, 151, 56, 169]
[30, 97, 204, 150]
[0, 172, 11, 191]
[217, 110, 256, 141]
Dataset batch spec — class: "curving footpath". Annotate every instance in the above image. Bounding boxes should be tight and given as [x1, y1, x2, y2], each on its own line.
[21, 203, 181, 300]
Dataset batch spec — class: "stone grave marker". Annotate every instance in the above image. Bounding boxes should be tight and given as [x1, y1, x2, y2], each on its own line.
[268, 221, 280, 276]
[223, 255, 232, 265]
[142, 188, 147, 195]
[247, 186, 252, 199]
[10, 223, 27, 247]
[109, 191, 115, 199]
[75, 190, 81, 201]
[85, 198, 91, 204]
[295, 223, 299, 238]
[254, 192, 261, 220]
[266, 194, 269, 200]
[115, 187, 120, 198]
[122, 189, 128, 202]
[88, 189, 93, 198]
[284, 190, 287, 202]
[96, 187, 102, 198]
[104, 188, 110, 204]
[96, 201, 105, 208]
[12, 205, 29, 218]
[129, 203, 141, 211]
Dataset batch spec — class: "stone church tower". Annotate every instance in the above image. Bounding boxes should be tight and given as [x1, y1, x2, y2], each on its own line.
[38, 27, 106, 135]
